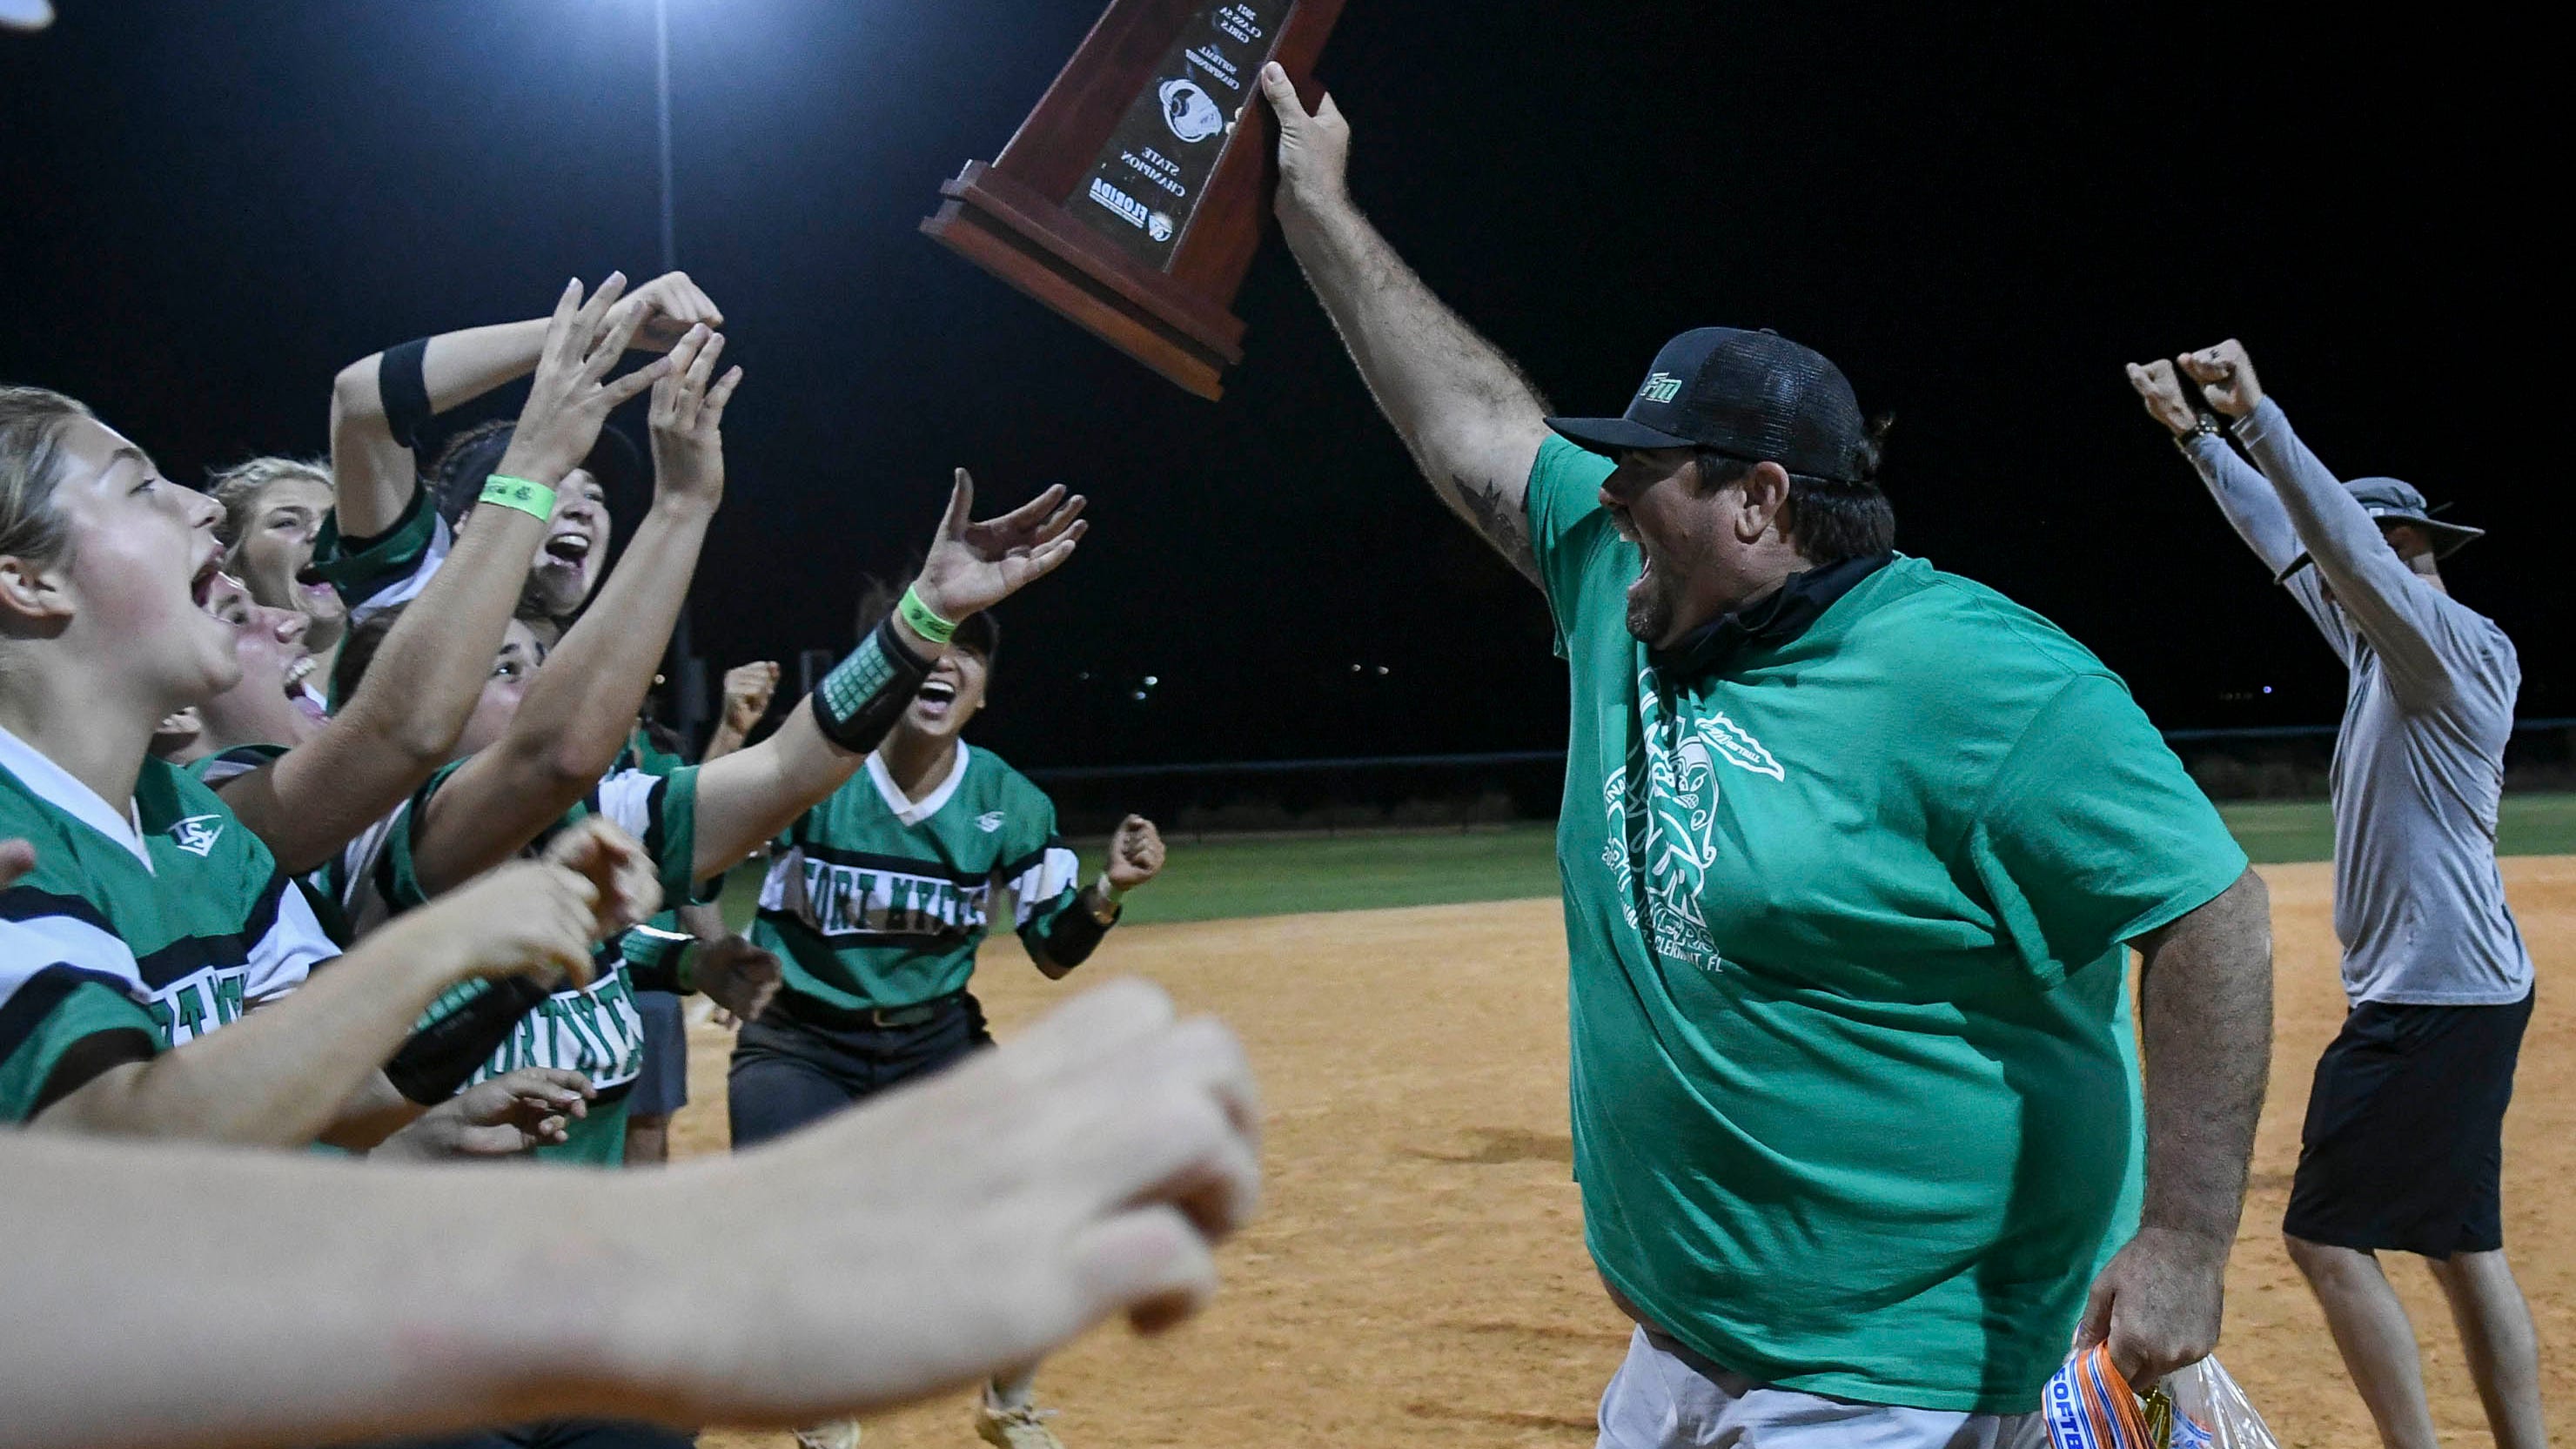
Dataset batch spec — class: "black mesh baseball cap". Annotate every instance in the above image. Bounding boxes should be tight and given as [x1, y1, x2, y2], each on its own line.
[1546, 327, 1875, 483]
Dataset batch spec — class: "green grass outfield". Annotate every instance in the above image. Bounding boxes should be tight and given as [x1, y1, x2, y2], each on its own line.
[724, 794, 2576, 928]
[1108, 793, 2576, 924]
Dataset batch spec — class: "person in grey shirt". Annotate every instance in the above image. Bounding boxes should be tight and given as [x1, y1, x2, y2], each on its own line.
[2130, 340, 2541, 1449]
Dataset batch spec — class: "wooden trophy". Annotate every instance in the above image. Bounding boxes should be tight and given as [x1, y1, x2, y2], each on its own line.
[921, 0, 1345, 401]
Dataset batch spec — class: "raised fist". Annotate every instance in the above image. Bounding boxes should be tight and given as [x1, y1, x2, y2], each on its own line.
[2177, 339, 2263, 419]
[1106, 815, 1167, 894]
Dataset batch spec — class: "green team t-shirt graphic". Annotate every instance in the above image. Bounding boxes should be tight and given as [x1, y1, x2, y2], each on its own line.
[1525, 437, 2248, 1413]
[2, 732, 339, 1121]
[755, 745, 1082, 1010]
[362, 761, 701, 1164]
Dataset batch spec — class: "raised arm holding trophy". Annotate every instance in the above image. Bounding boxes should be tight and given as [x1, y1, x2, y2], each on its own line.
[922, 0, 1345, 399]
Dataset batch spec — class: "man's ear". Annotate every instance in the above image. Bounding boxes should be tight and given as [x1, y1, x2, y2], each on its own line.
[1734, 461, 1794, 543]
[0, 553, 74, 634]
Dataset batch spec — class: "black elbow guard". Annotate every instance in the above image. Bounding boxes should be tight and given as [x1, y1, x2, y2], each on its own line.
[382, 976, 554, 1105]
[1040, 902, 1115, 970]
[809, 618, 933, 755]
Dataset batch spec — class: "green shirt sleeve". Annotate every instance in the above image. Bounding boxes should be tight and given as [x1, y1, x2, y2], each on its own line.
[1961, 674, 2251, 988]
[309, 484, 446, 616]
[0, 974, 158, 1123]
[1523, 436, 1623, 654]
[382, 759, 473, 915]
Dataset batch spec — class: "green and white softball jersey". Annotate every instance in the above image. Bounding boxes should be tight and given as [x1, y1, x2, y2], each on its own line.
[1, 727, 339, 1122]
[360, 759, 702, 1164]
[1526, 437, 2247, 1414]
[754, 744, 1083, 1011]
[309, 483, 453, 625]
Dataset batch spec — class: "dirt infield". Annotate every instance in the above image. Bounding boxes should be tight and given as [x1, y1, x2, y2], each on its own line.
[683, 856, 2576, 1448]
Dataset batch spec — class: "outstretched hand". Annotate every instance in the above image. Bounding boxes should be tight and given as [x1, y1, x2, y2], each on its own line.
[2178, 339, 2263, 419]
[647, 324, 744, 509]
[909, 469, 1087, 622]
[2124, 359, 2202, 437]
[500, 273, 674, 487]
[1257, 61, 1351, 226]
[375, 1068, 595, 1160]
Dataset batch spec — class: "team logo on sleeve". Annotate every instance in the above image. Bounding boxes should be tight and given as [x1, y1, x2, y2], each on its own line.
[168, 815, 226, 858]
[976, 810, 1006, 834]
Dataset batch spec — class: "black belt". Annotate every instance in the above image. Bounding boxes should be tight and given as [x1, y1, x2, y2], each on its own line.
[782, 990, 963, 1032]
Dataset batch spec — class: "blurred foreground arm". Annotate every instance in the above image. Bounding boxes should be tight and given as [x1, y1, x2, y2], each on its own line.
[1258, 64, 1549, 583]
[0, 979, 1258, 1449]
[2076, 867, 2272, 1385]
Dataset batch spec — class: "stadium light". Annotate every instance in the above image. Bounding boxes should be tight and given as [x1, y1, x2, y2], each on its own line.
[0, 0, 57, 34]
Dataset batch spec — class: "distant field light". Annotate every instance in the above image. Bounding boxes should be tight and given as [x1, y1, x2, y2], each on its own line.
[1144, 674, 1159, 687]
[1375, 666, 1390, 676]
[0, 0, 56, 32]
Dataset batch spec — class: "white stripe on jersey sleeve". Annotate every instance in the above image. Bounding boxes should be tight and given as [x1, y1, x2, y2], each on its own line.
[243, 878, 338, 1003]
[757, 845, 807, 920]
[1009, 846, 1082, 928]
[593, 769, 661, 843]
[343, 514, 454, 625]
[1, 914, 145, 1003]
[332, 804, 408, 943]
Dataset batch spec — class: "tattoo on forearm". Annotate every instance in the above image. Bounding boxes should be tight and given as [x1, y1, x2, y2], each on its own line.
[1448, 473, 1540, 584]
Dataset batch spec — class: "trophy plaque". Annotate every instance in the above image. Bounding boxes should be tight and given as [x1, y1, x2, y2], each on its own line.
[921, 0, 1345, 400]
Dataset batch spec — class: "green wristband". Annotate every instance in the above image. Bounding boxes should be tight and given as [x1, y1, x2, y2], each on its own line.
[480, 474, 557, 521]
[897, 585, 958, 645]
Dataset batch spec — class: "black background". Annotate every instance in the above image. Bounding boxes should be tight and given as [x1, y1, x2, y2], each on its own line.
[3, 2, 2557, 768]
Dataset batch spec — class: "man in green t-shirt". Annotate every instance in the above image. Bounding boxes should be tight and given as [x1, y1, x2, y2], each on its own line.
[1257, 67, 2273, 1442]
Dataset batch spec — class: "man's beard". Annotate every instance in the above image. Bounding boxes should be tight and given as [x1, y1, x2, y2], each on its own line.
[1626, 560, 1676, 645]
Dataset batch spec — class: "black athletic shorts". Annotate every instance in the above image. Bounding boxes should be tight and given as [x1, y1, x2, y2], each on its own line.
[2284, 990, 2533, 1258]
[625, 989, 689, 1119]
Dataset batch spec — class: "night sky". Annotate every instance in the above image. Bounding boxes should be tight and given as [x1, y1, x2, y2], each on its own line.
[3, 2, 2559, 770]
